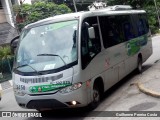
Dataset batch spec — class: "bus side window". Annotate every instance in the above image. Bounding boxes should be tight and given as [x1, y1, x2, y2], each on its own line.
[123, 22, 134, 40]
[143, 18, 149, 34]
[81, 17, 101, 69]
[137, 19, 145, 36]
[99, 16, 123, 48]
[138, 14, 149, 35]
[123, 17, 136, 41]
[108, 18, 121, 46]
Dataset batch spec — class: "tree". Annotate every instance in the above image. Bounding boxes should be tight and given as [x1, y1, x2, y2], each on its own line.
[13, 0, 160, 33]
[13, 1, 72, 31]
[107, 0, 160, 33]
[143, 4, 159, 33]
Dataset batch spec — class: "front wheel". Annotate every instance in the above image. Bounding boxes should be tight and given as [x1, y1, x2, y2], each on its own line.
[89, 85, 100, 110]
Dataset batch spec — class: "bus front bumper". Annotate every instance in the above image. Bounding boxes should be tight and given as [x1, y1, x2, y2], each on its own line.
[14, 84, 89, 109]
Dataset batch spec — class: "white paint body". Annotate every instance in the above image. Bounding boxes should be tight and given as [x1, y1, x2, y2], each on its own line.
[12, 7, 153, 109]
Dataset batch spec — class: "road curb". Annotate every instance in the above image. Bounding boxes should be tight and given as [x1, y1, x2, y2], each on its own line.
[137, 82, 160, 98]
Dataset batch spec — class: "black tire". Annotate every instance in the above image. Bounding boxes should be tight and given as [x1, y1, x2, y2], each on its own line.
[89, 85, 101, 110]
[137, 57, 142, 73]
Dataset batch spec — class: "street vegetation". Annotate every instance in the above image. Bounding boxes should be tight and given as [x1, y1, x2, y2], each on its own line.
[13, 1, 72, 31]
[12, 0, 160, 34]
[0, 46, 13, 82]
[107, 0, 160, 34]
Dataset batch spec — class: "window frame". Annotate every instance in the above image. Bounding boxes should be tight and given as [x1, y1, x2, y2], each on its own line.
[81, 16, 101, 70]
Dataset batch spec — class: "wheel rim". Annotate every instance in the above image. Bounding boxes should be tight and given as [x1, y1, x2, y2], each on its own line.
[93, 88, 100, 103]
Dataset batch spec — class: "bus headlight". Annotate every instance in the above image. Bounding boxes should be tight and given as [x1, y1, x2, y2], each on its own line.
[59, 82, 82, 94]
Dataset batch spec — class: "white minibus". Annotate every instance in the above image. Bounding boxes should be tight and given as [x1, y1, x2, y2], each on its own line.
[11, 5, 152, 110]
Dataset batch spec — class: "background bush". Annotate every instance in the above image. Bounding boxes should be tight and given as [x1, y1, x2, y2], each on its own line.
[13, 1, 72, 31]
[0, 46, 14, 82]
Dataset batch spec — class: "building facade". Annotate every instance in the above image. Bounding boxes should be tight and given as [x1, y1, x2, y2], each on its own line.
[0, 0, 31, 45]
[0, 0, 32, 27]
[0, 0, 14, 26]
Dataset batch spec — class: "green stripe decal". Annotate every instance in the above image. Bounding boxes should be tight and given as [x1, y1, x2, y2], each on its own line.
[127, 34, 148, 56]
[29, 83, 71, 93]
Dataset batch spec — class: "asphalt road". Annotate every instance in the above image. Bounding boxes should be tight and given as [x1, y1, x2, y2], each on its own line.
[1, 35, 160, 120]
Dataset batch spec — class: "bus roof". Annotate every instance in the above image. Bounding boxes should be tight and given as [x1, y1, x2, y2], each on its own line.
[25, 5, 146, 29]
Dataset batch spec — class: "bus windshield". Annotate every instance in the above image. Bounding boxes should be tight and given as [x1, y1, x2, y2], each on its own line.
[15, 20, 78, 72]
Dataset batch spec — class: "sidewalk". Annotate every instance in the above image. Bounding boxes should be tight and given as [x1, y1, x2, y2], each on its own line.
[0, 80, 13, 91]
[137, 60, 160, 98]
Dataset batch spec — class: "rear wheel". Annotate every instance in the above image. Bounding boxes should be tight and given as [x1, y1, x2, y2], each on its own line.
[137, 57, 142, 73]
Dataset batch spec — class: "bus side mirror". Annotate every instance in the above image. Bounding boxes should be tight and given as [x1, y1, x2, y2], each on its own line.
[88, 27, 95, 39]
[10, 36, 19, 54]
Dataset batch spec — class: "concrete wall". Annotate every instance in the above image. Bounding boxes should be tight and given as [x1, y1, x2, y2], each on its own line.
[14, 0, 20, 5]
[23, 0, 32, 4]
[16, 0, 32, 4]
[0, 9, 7, 23]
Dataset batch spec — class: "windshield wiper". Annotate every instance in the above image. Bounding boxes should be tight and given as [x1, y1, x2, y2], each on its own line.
[16, 64, 43, 75]
[37, 53, 67, 67]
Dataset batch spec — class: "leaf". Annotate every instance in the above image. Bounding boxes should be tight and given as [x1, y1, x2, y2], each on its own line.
[15, 1, 72, 31]
[0, 46, 12, 61]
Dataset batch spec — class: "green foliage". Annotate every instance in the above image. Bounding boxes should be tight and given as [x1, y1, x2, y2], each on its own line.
[0, 46, 14, 73]
[13, 4, 21, 13]
[107, 0, 160, 34]
[14, 1, 72, 31]
[143, 5, 159, 34]
[13, 0, 160, 33]
[0, 46, 12, 61]
[20, 4, 32, 16]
